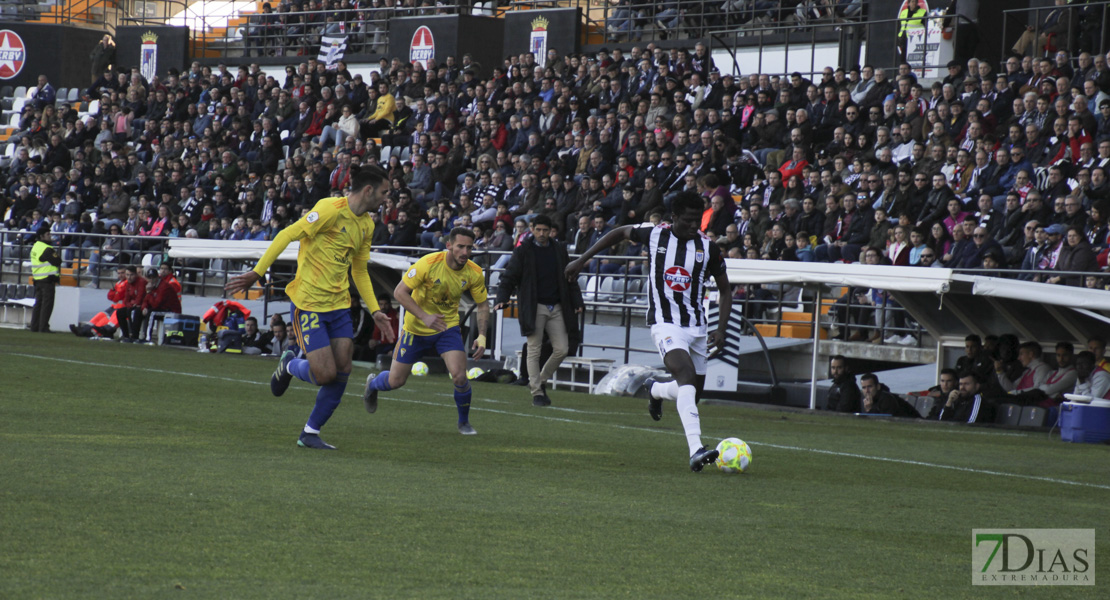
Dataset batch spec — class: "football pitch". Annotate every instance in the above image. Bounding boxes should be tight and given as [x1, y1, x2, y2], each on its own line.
[1, 330, 1106, 598]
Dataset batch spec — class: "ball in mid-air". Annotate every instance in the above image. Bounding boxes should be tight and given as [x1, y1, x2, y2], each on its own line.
[467, 367, 485, 380]
[715, 438, 752, 473]
[411, 362, 429, 376]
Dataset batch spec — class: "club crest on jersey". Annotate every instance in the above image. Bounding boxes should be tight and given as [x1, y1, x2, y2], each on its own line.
[407, 268, 417, 278]
[664, 266, 692, 292]
[695, 250, 704, 262]
[306, 211, 319, 224]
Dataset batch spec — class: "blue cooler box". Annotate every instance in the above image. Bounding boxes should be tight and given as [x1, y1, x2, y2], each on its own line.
[163, 314, 201, 347]
[1059, 403, 1110, 444]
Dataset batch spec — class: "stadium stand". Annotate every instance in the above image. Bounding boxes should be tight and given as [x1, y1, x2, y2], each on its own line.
[0, 0, 1109, 426]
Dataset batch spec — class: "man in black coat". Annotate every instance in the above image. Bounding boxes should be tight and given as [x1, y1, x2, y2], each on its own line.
[493, 215, 585, 406]
[860, 373, 919, 417]
[826, 355, 861, 412]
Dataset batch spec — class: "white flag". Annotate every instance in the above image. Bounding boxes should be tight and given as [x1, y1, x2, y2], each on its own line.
[318, 36, 347, 70]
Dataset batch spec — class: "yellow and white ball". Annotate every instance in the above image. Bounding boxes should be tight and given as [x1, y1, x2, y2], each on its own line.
[466, 367, 485, 380]
[715, 438, 752, 473]
[411, 362, 429, 376]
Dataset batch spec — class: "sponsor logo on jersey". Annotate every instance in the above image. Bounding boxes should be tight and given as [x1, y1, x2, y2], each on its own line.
[306, 211, 319, 224]
[407, 267, 417, 278]
[664, 266, 692, 292]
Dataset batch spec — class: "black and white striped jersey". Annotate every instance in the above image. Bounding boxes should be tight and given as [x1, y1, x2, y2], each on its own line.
[630, 223, 725, 328]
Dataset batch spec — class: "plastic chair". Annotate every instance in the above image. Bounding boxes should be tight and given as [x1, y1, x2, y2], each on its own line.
[0, 85, 12, 98]
[13, 86, 25, 99]
[1019, 405, 1048, 427]
[68, 88, 79, 102]
[914, 396, 936, 419]
[995, 403, 1022, 426]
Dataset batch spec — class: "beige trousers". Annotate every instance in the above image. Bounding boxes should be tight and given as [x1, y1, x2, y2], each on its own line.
[527, 304, 570, 396]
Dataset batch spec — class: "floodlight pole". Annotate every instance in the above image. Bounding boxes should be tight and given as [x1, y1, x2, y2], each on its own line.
[809, 284, 822, 411]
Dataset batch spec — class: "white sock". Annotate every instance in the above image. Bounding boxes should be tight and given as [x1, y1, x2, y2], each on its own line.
[303, 425, 320, 435]
[675, 385, 703, 456]
[651, 380, 679, 400]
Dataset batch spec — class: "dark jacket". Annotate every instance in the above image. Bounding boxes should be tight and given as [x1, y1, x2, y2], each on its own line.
[867, 391, 920, 418]
[938, 393, 996, 424]
[826, 374, 861, 412]
[495, 237, 585, 351]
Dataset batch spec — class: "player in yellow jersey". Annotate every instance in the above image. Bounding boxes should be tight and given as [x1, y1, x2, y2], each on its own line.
[363, 227, 490, 435]
[226, 166, 396, 450]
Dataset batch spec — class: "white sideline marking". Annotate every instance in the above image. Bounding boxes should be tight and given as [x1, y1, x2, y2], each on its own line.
[9, 352, 1110, 492]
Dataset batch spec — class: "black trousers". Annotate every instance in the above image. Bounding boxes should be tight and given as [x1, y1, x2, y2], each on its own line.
[116, 306, 142, 340]
[30, 279, 56, 332]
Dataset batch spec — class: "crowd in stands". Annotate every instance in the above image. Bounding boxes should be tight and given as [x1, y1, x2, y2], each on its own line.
[6, 28, 1110, 299]
[826, 334, 1110, 425]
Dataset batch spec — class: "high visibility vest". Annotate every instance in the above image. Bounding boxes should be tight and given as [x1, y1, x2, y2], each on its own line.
[899, 7, 928, 37]
[30, 241, 59, 281]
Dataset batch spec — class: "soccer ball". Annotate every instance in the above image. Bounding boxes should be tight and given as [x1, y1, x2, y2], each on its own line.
[411, 362, 429, 376]
[715, 438, 752, 473]
[467, 367, 485, 380]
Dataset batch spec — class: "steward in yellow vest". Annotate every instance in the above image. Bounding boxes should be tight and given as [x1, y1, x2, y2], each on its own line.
[29, 225, 61, 333]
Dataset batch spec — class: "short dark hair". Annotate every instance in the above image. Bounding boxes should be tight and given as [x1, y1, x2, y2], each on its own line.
[965, 334, 982, 345]
[1020, 341, 1043, 358]
[532, 214, 554, 229]
[671, 191, 705, 216]
[940, 367, 959, 379]
[860, 372, 879, 386]
[350, 165, 388, 192]
[447, 227, 476, 243]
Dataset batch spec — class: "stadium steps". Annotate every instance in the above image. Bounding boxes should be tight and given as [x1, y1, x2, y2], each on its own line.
[230, 288, 264, 301]
[34, 0, 116, 26]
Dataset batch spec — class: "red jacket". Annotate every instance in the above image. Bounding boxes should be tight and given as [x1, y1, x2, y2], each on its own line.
[142, 278, 182, 313]
[114, 276, 147, 308]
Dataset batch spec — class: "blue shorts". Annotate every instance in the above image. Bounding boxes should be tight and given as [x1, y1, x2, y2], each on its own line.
[290, 302, 353, 354]
[394, 326, 465, 364]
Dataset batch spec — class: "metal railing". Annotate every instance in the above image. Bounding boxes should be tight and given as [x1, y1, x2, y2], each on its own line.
[705, 13, 976, 81]
[6, 227, 1109, 357]
[1002, 1, 1110, 61]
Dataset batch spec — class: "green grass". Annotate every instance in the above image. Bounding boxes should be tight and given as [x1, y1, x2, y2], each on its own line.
[1, 330, 1107, 599]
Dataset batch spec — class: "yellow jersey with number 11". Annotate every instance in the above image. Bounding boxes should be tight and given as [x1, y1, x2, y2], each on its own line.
[401, 251, 487, 336]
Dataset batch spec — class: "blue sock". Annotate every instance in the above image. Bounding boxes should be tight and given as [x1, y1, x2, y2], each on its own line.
[305, 372, 349, 432]
[368, 371, 393, 392]
[289, 358, 316, 385]
[454, 382, 472, 425]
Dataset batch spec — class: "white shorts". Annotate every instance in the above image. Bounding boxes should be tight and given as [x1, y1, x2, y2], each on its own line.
[651, 323, 709, 376]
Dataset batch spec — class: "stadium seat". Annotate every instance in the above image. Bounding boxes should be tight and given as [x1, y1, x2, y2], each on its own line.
[68, 88, 79, 102]
[1, 98, 11, 111]
[0, 283, 7, 302]
[995, 403, 1022, 426]
[13, 86, 25, 99]
[0, 86, 11, 98]
[914, 396, 936, 419]
[487, 270, 500, 291]
[54, 88, 67, 104]
[576, 275, 588, 292]
[1019, 406, 1049, 428]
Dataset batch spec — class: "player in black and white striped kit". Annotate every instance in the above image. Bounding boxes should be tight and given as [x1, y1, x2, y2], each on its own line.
[566, 192, 734, 471]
